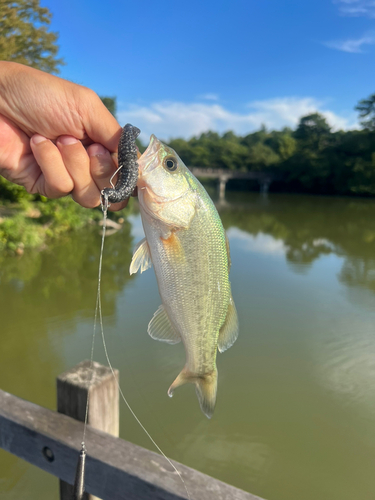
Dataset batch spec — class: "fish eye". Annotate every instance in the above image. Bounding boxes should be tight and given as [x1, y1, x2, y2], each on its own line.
[164, 156, 178, 172]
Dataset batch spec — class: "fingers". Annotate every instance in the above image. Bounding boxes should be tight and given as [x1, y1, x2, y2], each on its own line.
[0, 114, 41, 193]
[80, 90, 123, 153]
[30, 133, 130, 210]
[56, 136, 101, 208]
[30, 135, 74, 198]
[87, 144, 129, 211]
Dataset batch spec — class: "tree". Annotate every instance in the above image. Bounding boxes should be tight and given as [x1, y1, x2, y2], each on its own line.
[355, 93, 375, 130]
[100, 96, 117, 118]
[246, 142, 280, 171]
[0, 0, 64, 73]
[294, 113, 331, 147]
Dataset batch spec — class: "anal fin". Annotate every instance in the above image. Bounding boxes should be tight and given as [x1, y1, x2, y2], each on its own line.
[130, 238, 152, 275]
[148, 305, 181, 344]
[218, 294, 239, 353]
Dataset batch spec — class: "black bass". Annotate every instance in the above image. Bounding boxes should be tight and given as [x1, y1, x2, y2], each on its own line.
[130, 136, 239, 418]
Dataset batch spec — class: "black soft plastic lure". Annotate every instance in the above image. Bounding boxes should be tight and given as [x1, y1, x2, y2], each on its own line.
[101, 123, 140, 204]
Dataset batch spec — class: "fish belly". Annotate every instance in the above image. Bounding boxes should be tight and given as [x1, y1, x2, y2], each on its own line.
[140, 193, 230, 376]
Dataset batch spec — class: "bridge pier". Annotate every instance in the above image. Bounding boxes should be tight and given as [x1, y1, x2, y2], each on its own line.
[188, 167, 280, 196]
[259, 179, 271, 194]
[218, 176, 228, 201]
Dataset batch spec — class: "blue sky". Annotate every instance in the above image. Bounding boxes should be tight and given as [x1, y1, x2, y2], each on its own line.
[45, 0, 375, 141]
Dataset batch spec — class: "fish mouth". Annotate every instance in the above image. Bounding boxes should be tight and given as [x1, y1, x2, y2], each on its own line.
[137, 134, 161, 175]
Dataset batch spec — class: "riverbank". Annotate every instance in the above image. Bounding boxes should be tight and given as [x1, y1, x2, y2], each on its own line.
[0, 196, 134, 254]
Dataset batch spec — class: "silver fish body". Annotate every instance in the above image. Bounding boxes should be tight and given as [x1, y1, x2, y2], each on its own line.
[130, 136, 238, 418]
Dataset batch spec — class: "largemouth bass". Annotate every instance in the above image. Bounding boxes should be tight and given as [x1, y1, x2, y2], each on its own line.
[130, 135, 239, 418]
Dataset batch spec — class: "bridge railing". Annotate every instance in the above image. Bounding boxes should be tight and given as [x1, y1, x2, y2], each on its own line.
[0, 361, 265, 500]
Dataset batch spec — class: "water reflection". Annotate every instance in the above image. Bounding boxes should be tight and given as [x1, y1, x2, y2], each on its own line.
[219, 193, 375, 288]
[2, 193, 375, 500]
[0, 221, 134, 406]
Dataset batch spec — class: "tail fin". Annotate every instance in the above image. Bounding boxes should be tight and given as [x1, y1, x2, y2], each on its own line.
[168, 367, 218, 419]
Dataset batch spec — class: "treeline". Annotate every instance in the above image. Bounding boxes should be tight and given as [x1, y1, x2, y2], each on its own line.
[167, 112, 375, 196]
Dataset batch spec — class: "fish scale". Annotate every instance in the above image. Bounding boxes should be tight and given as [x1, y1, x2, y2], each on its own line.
[131, 135, 239, 418]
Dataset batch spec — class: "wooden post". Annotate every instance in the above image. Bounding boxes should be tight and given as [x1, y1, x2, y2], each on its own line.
[57, 360, 119, 500]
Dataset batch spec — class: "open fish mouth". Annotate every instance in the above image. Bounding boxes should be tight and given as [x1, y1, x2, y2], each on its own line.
[137, 134, 161, 175]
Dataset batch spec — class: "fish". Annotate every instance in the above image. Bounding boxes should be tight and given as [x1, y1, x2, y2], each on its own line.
[130, 135, 239, 418]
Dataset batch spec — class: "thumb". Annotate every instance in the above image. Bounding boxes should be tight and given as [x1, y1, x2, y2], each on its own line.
[80, 91, 123, 153]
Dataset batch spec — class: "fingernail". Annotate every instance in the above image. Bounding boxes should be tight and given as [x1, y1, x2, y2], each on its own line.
[32, 134, 48, 145]
[88, 144, 107, 157]
[58, 136, 79, 146]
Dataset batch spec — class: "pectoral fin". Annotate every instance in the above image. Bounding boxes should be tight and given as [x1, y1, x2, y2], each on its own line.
[218, 295, 239, 353]
[148, 305, 181, 344]
[130, 238, 152, 275]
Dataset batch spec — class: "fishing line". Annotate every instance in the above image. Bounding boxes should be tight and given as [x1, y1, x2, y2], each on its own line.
[78, 192, 191, 500]
[73, 194, 108, 500]
[109, 162, 122, 189]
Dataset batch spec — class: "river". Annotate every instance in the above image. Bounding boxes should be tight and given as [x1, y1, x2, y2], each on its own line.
[1, 192, 375, 500]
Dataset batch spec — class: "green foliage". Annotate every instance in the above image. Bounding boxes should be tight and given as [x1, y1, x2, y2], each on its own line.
[0, 213, 44, 251]
[356, 93, 375, 131]
[0, 176, 33, 202]
[165, 109, 375, 197]
[0, 0, 64, 73]
[246, 142, 280, 170]
[294, 113, 331, 151]
[100, 96, 117, 118]
[0, 196, 103, 252]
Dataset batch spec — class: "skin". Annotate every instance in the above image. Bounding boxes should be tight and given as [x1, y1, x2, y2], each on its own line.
[0, 61, 127, 211]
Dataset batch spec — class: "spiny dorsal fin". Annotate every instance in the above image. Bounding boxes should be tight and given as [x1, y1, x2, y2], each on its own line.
[148, 305, 181, 344]
[129, 238, 152, 275]
[218, 295, 239, 353]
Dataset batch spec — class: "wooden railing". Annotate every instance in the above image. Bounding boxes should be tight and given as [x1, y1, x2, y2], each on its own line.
[0, 361, 264, 500]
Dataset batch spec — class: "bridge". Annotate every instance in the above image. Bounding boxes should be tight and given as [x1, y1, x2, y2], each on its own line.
[189, 167, 282, 199]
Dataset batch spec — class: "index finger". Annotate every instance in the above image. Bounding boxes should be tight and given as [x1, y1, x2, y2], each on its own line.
[80, 91, 122, 153]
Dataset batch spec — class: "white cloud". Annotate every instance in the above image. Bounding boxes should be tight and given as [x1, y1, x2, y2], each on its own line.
[226, 228, 287, 256]
[335, 0, 375, 17]
[324, 33, 375, 52]
[118, 97, 357, 141]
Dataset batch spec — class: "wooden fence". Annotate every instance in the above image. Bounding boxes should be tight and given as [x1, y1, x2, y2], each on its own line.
[0, 361, 265, 500]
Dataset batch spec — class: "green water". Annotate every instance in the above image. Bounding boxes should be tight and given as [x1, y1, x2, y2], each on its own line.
[1, 193, 375, 500]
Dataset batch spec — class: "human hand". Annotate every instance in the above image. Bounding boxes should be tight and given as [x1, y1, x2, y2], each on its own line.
[0, 61, 128, 210]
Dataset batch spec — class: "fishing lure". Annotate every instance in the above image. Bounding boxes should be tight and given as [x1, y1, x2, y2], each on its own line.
[102, 123, 140, 204]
